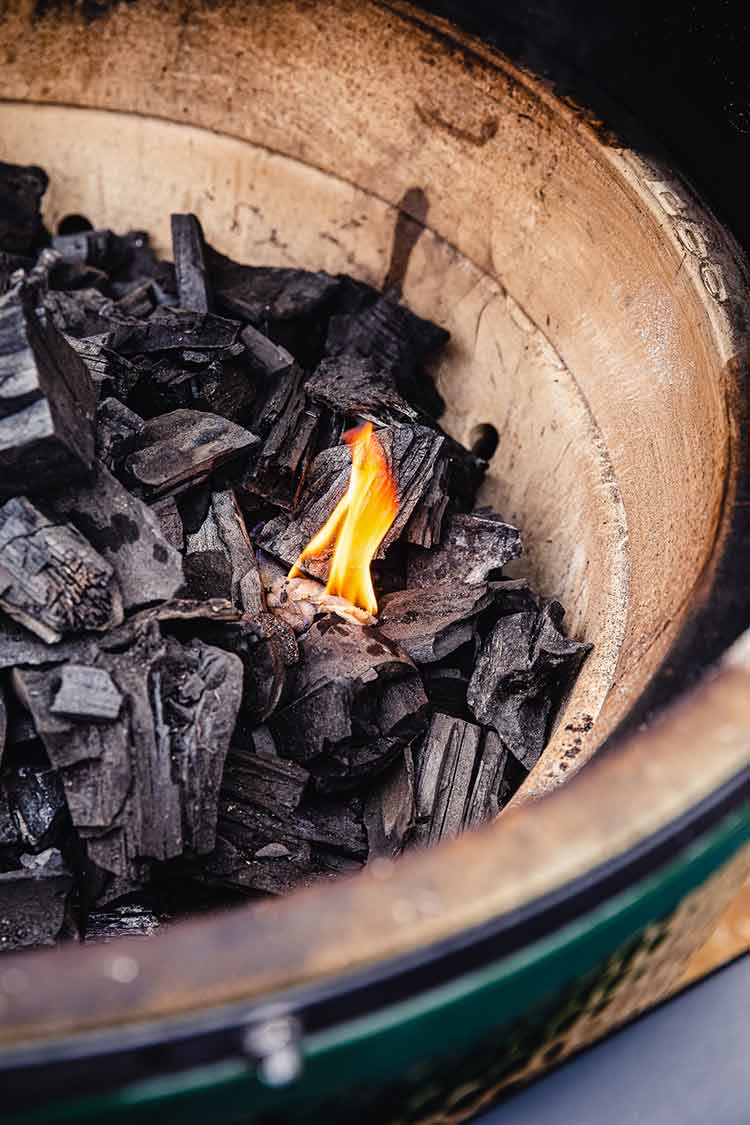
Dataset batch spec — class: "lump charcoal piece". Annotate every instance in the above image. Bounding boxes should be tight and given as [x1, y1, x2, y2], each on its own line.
[221, 746, 309, 815]
[95, 398, 145, 472]
[421, 666, 470, 717]
[244, 362, 331, 510]
[268, 615, 428, 791]
[198, 616, 290, 723]
[408, 512, 522, 587]
[0, 618, 84, 670]
[14, 624, 243, 887]
[207, 245, 340, 326]
[467, 601, 591, 770]
[43, 287, 123, 338]
[0, 679, 6, 767]
[364, 746, 415, 860]
[324, 295, 447, 415]
[48, 258, 109, 294]
[171, 213, 211, 313]
[110, 309, 239, 355]
[0, 285, 96, 494]
[0, 786, 16, 856]
[66, 336, 140, 403]
[50, 461, 184, 611]
[134, 350, 255, 423]
[187, 488, 265, 614]
[305, 355, 417, 423]
[2, 763, 68, 852]
[413, 713, 481, 846]
[115, 278, 160, 319]
[108, 230, 177, 302]
[128, 597, 240, 628]
[258, 423, 446, 577]
[463, 731, 508, 829]
[50, 664, 123, 722]
[378, 582, 494, 664]
[51, 228, 119, 271]
[0, 161, 48, 255]
[0, 852, 73, 952]
[126, 408, 259, 497]
[240, 324, 295, 378]
[150, 495, 184, 551]
[0, 495, 123, 643]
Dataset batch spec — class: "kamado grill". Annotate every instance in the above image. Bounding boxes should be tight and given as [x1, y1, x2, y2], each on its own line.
[0, 2, 748, 1123]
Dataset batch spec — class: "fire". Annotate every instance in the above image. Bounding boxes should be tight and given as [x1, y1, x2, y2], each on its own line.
[289, 422, 398, 615]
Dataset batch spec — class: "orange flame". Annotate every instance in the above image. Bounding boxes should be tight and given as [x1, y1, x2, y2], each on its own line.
[289, 422, 398, 615]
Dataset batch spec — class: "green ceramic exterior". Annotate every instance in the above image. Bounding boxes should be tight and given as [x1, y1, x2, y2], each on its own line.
[11, 804, 748, 1125]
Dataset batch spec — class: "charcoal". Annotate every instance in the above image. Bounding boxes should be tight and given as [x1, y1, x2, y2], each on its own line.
[51, 228, 119, 271]
[0, 785, 16, 856]
[110, 309, 239, 355]
[134, 350, 255, 422]
[50, 664, 123, 722]
[150, 495, 185, 550]
[182, 549, 233, 601]
[2, 763, 68, 852]
[186, 487, 265, 613]
[202, 779, 366, 896]
[240, 324, 295, 378]
[0, 851, 74, 952]
[379, 582, 495, 664]
[462, 730, 508, 829]
[0, 620, 83, 671]
[126, 408, 259, 497]
[207, 246, 340, 327]
[128, 597, 241, 627]
[412, 713, 482, 846]
[197, 616, 292, 723]
[95, 397, 145, 471]
[115, 279, 159, 319]
[408, 511, 522, 587]
[13, 624, 243, 890]
[44, 287, 123, 338]
[305, 355, 417, 423]
[49, 461, 183, 611]
[107, 230, 177, 301]
[0, 284, 97, 494]
[0, 161, 48, 255]
[243, 362, 331, 510]
[0, 495, 123, 642]
[1, 251, 33, 296]
[221, 746, 309, 815]
[66, 335, 140, 402]
[0, 679, 6, 767]
[171, 213, 211, 313]
[48, 260, 109, 293]
[421, 666, 470, 716]
[467, 601, 591, 769]
[324, 295, 447, 416]
[257, 423, 446, 577]
[268, 615, 428, 792]
[364, 746, 415, 860]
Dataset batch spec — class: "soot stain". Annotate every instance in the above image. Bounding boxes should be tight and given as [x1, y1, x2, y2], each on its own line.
[71, 510, 140, 551]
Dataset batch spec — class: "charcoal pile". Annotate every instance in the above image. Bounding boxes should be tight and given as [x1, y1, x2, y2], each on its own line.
[0, 161, 590, 952]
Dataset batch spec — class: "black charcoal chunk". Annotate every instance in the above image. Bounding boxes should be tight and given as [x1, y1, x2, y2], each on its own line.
[67, 336, 139, 402]
[186, 488, 265, 614]
[110, 309, 239, 355]
[268, 616, 428, 792]
[171, 213, 211, 313]
[379, 582, 494, 664]
[240, 324, 295, 378]
[221, 747, 309, 815]
[207, 246, 340, 327]
[305, 355, 417, 423]
[182, 550, 233, 602]
[467, 601, 591, 770]
[95, 398, 145, 472]
[0, 495, 123, 643]
[13, 624, 243, 890]
[324, 295, 447, 415]
[0, 284, 96, 494]
[462, 731, 508, 828]
[126, 408, 259, 497]
[50, 664, 123, 722]
[84, 898, 163, 943]
[133, 350, 255, 422]
[407, 511, 522, 587]
[0, 852, 73, 952]
[50, 461, 184, 611]
[2, 763, 68, 853]
[413, 713, 481, 846]
[243, 362, 329, 510]
[51, 228, 118, 271]
[43, 287, 123, 338]
[364, 747, 415, 860]
[0, 161, 48, 255]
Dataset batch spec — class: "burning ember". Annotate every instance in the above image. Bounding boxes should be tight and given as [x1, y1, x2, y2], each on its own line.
[289, 422, 398, 615]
